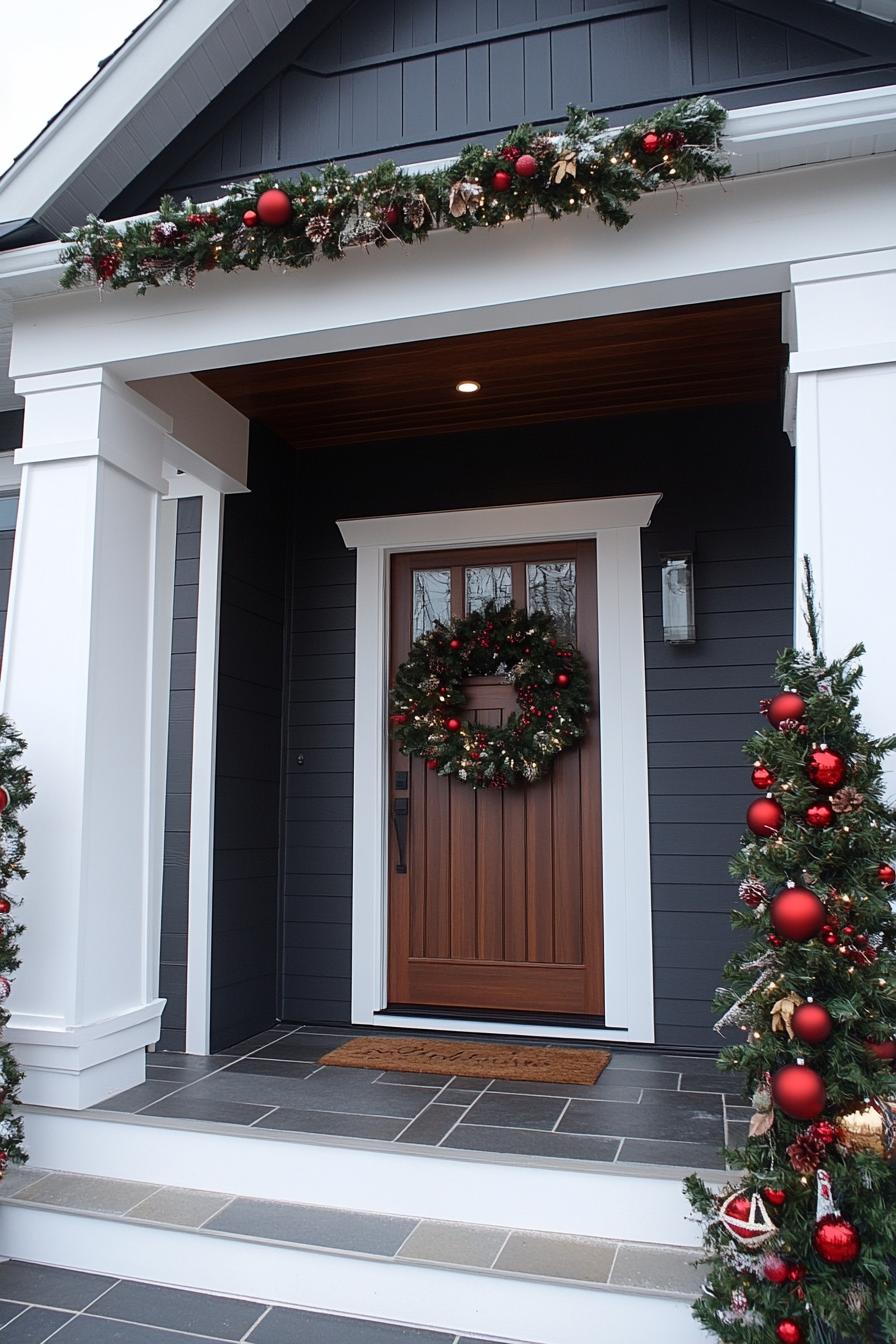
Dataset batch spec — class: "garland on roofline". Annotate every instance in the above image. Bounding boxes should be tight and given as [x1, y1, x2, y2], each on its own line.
[59, 98, 729, 293]
[390, 602, 590, 790]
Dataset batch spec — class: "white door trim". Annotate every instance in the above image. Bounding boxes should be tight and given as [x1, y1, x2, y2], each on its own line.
[337, 492, 661, 1044]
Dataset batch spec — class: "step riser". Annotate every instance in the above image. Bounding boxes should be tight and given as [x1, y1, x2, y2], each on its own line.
[0, 1204, 705, 1344]
[24, 1110, 704, 1246]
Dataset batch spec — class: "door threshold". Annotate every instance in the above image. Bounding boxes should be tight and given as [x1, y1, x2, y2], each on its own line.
[379, 1005, 610, 1031]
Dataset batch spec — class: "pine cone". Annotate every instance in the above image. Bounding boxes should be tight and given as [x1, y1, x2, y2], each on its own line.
[305, 214, 331, 243]
[404, 198, 426, 230]
[787, 1131, 825, 1174]
[831, 786, 864, 814]
[739, 878, 767, 909]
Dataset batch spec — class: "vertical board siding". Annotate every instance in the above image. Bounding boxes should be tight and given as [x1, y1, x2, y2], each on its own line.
[111, 0, 896, 215]
[272, 401, 794, 1045]
[158, 496, 201, 1052]
[209, 431, 290, 1052]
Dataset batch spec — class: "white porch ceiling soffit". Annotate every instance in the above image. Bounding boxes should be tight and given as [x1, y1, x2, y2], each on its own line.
[0, 0, 313, 238]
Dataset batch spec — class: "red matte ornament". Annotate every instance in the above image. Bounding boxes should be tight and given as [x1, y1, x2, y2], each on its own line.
[492, 170, 512, 191]
[256, 188, 292, 227]
[878, 863, 896, 886]
[446, 719, 461, 732]
[556, 672, 570, 687]
[806, 802, 834, 829]
[384, 205, 400, 227]
[807, 748, 846, 789]
[791, 1002, 833, 1045]
[771, 1064, 826, 1120]
[776, 1321, 803, 1344]
[449, 639, 461, 650]
[767, 692, 806, 727]
[865, 1039, 896, 1060]
[762, 1254, 790, 1284]
[242, 210, 258, 227]
[747, 797, 784, 836]
[426, 760, 438, 770]
[751, 765, 775, 790]
[813, 1215, 861, 1264]
[771, 887, 826, 942]
[0, 899, 9, 915]
[641, 132, 661, 154]
[0, 787, 9, 812]
[515, 154, 538, 178]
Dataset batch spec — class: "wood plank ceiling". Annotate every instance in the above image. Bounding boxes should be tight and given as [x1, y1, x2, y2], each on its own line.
[197, 296, 785, 450]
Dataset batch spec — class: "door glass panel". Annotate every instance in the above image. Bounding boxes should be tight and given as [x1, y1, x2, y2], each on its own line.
[465, 565, 512, 615]
[527, 559, 577, 641]
[412, 568, 451, 638]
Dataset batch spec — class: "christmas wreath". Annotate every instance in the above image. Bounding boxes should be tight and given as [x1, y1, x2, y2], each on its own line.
[390, 602, 590, 789]
[58, 98, 729, 294]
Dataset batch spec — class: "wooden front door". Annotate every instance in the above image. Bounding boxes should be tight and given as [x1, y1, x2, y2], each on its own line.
[387, 541, 603, 1017]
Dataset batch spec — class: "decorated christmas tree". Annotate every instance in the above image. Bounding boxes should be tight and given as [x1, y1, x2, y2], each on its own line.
[0, 715, 33, 1174]
[686, 564, 896, 1343]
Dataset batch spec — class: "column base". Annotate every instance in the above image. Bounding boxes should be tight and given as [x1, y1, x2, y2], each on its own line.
[6, 999, 165, 1109]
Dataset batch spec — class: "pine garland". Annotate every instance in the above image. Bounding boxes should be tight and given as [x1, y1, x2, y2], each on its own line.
[0, 717, 33, 1175]
[390, 602, 589, 789]
[686, 612, 896, 1342]
[58, 98, 729, 293]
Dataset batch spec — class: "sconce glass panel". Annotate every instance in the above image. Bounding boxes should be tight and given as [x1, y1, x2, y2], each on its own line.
[661, 554, 695, 645]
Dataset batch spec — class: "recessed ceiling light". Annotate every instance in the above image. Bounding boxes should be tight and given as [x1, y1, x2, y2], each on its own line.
[455, 380, 481, 394]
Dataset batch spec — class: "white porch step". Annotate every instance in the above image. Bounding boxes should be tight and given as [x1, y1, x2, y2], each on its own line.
[0, 1163, 707, 1344]
[20, 1104, 723, 1246]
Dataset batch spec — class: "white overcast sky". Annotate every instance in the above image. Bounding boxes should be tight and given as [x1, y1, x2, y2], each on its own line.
[1, 1, 161, 176]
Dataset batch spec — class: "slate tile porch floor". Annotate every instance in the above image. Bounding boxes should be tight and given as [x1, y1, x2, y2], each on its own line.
[0, 1261, 535, 1343]
[92, 1026, 744, 1170]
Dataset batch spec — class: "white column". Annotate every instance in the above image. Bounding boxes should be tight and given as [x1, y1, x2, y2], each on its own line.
[2, 368, 173, 1107]
[790, 249, 896, 780]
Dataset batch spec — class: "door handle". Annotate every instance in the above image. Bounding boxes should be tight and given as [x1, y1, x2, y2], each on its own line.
[393, 797, 409, 874]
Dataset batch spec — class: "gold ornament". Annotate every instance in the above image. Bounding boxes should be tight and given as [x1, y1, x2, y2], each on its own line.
[771, 993, 805, 1040]
[839, 1100, 896, 1159]
[549, 150, 578, 184]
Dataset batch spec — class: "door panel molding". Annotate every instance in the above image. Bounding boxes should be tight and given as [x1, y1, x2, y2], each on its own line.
[338, 492, 660, 1043]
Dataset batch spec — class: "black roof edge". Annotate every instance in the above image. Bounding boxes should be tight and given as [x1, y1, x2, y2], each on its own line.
[0, 218, 56, 251]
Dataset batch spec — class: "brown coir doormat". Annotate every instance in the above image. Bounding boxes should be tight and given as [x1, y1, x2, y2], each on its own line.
[318, 1036, 611, 1086]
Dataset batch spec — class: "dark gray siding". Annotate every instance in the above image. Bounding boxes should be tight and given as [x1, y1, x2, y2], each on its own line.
[111, 0, 896, 217]
[277, 400, 793, 1045]
[209, 431, 290, 1053]
[158, 497, 201, 1052]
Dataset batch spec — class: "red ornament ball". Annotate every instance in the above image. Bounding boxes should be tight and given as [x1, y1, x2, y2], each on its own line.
[0, 787, 10, 812]
[0, 899, 9, 915]
[791, 1001, 833, 1045]
[767, 692, 806, 727]
[865, 1038, 896, 1061]
[813, 1215, 860, 1264]
[384, 204, 401, 227]
[807, 748, 846, 789]
[763, 1254, 790, 1284]
[446, 718, 461, 732]
[763, 1187, 787, 1207]
[751, 765, 775, 790]
[771, 1063, 826, 1121]
[878, 863, 896, 886]
[242, 209, 258, 227]
[771, 887, 826, 942]
[426, 760, 438, 771]
[492, 170, 512, 191]
[747, 796, 784, 836]
[805, 802, 834, 829]
[515, 153, 538, 178]
[449, 638, 461, 650]
[390, 713, 407, 725]
[556, 672, 570, 687]
[776, 1321, 803, 1344]
[641, 131, 661, 154]
[256, 188, 292, 227]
